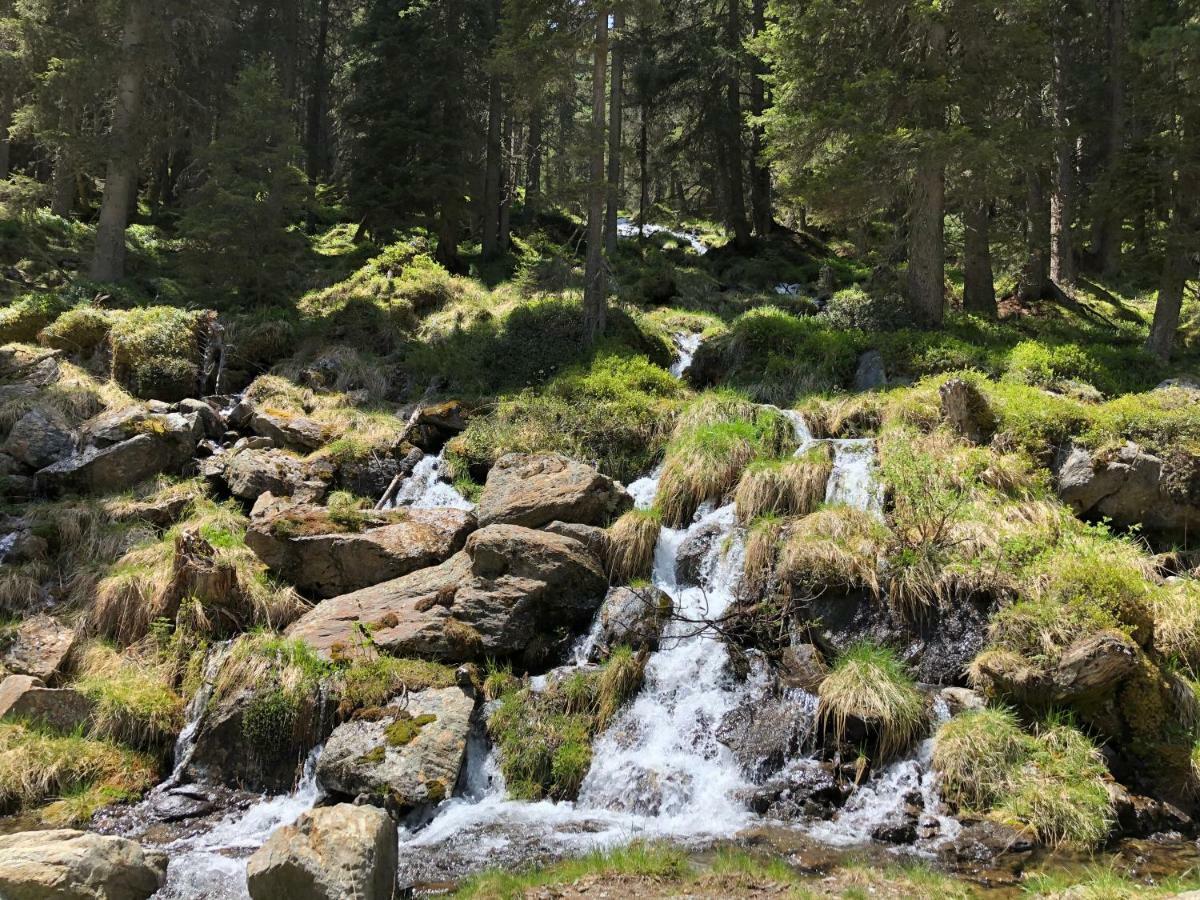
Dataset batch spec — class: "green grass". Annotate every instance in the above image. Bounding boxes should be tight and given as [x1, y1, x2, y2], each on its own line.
[73, 642, 184, 750]
[333, 655, 456, 716]
[817, 643, 927, 762]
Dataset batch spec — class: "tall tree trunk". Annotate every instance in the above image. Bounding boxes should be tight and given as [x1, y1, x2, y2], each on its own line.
[499, 114, 514, 251]
[91, 0, 149, 283]
[0, 90, 11, 180]
[583, 9, 609, 344]
[906, 21, 946, 327]
[724, 0, 751, 250]
[962, 199, 996, 317]
[50, 149, 76, 218]
[1018, 168, 1052, 301]
[1145, 201, 1195, 362]
[305, 0, 331, 183]
[639, 101, 650, 237]
[1050, 24, 1076, 289]
[748, 0, 771, 237]
[604, 10, 626, 256]
[526, 106, 543, 215]
[1092, 0, 1124, 275]
[481, 0, 504, 259]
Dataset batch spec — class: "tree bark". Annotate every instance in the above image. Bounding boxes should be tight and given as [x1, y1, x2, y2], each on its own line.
[638, 101, 650, 237]
[526, 106, 543, 215]
[1091, 0, 1124, 275]
[1018, 168, 1052, 301]
[583, 9, 609, 344]
[305, 0, 331, 183]
[481, 0, 504, 258]
[1145, 205, 1195, 362]
[962, 199, 996, 317]
[748, 0, 771, 237]
[1050, 24, 1076, 289]
[499, 113, 513, 251]
[50, 149, 76, 218]
[604, 10, 626, 256]
[91, 0, 149, 283]
[724, 0, 751, 250]
[906, 20, 946, 327]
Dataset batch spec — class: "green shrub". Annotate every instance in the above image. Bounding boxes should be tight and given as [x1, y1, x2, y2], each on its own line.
[933, 707, 1031, 809]
[38, 306, 112, 354]
[825, 286, 907, 332]
[1004, 340, 1101, 391]
[0, 293, 70, 344]
[108, 307, 213, 401]
[817, 643, 926, 761]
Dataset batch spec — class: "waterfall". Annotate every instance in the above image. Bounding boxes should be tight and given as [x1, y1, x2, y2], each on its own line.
[160, 641, 232, 790]
[0, 532, 17, 567]
[384, 449, 474, 511]
[669, 333, 702, 379]
[615, 216, 709, 255]
[785, 410, 884, 514]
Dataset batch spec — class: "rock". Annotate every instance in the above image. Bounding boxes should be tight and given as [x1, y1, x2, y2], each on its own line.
[0, 830, 166, 900]
[108, 494, 193, 529]
[1056, 442, 1200, 534]
[595, 585, 670, 656]
[209, 448, 333, 503]
[675, 520, 724, 586]
[249, 408, 326, 452]
[745, 758, 848, 821]
[939, 377, 995, 445]
[1107, 781, 1193, 837]
[476, 453, 631, 530]
[0, 674, 95, 732]
[246, 804, 397, 900]
[939, 686, 986, 716]
[407, 400, 470, 452]
[336, 455, 403, 498]
[717, 690, 819, 781]
[36, 431, 194, 498]
[941, 821, 1035, 863]
[316, 686, 474, 811]
[1, 615, 77, 682]
[852, 350, 887, 392]
[178, 398, 223, 439]
[973, 630, 1139, 705]
[287, 524, 608, 667]
[2, 407, 75, 470]
[872, 814, 918, 845]
[246, 498, 476, 599]
[1155, 375, 1200, 392]
[543, 520, 609, 560]
[778, 644, 828, 692]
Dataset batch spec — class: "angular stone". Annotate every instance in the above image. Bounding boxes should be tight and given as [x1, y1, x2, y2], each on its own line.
[596, 585, 669, 655]
[246, 497, 475, 598]
[246, 804, 397, 900]
[36, 433, 188, 497]
[210, 448, 333, 503]
[0, 829, 166, 900]
[0, 675, 94, 732]
[853, 350, 887, 392]
[477, 453, 631, 529]
[287, 524, 607, 667]
[250, 408, 326, 452]
[939, 377, 995, 445]
[316, 686, 475, 811]
[2, 407, 75, 470]
[1, 615, 77, 682]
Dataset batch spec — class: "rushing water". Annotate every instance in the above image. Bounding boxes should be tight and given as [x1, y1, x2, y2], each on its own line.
[615, 216, 709, 255]
[0, 531, 16, 567]
[786, 410, 884, 515]
[160, 642, 232, 790]
[385, 449, 474, 511]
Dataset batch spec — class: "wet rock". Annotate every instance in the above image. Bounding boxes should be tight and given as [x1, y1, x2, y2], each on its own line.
[246, 803, 397, 900]
[939, 686, 986, 716]
[2, 407, 74, 470]
[316, 686, 474, 812]
[939, 377, 995, 445]
[408, 400, 470, 452]
[596, 585, 670, 655]
[207, 448, 333, 503]
[249, 408, 326, 452]
[718, 689, 818, 781]
[286, 524, 607, 667]
[872, 814, 918, 845]
[853, 350, 887, 392]
[1108, 781, 1194, 837]
[476, 453, 631, 529]
[0, 829, 166, 900]
[974, 629, 1138, 705]
[0, 675, 95, 732]
[1, 615, 77, 682]
[543, 520, 609, 560]
[675, 520, 723, 587]
[246, 495, 475, 598]
[745, 759, 849, 821]
[146, 789, 218, 824]
[941, 820, 1035, 863]
[778, 644, 828, 692]
[1056, 441, 1200, 534]
[336, 454, 402, 498]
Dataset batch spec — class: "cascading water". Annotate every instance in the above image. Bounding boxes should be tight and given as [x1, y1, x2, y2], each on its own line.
[615, 216, 709, 255]
[160, 641, 232, 790]
[0, 532, 17, 566]
[786, 409, 884, 514]
[385, 449, 474, 511]
[669, 333, 702, 378]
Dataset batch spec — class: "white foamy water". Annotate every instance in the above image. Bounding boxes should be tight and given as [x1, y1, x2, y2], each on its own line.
[669, 333, 703, 378]
[0, 532, 17, 566]
[616, 216, 709, 255]
[785, 410, 884, 514]
[386, 449, 474, 511]
[151, 747, 324, 900]
[160, 642, 232, 790]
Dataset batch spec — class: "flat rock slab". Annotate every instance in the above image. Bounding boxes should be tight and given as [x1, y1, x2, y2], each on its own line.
[317, 686, 475, 810]
[1, 615, 77, 682]
[476, 453, 631, 529]
[0, 829, 166, 900]
[0, 674, 94, 733]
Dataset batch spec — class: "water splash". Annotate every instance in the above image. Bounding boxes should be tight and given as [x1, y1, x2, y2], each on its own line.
[669, 333, 702, 379]
[785, 410, 883, 514]
[0, 532, 17, 567]
[386, 449, 474, 511]
[616, 216, 709, 255]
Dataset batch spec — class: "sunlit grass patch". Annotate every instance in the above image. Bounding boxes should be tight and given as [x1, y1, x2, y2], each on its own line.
[817, 643, 926, 762]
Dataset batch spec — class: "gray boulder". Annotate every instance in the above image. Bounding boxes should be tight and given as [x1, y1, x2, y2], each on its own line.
[206, 448, 333, 503]
[36, 433, 188, 497]
[596, 585, 670, 655]
[316, 686, 475, 811]
[246, 804, 397, 900]
[939, 377, 994, 445]
[0, 675, 95, 733]
[0, 829, 165, 900]
[2, 407, 74, 470]
[477, 453, 631, 529]
[853, 350, 887, 392]
[1056, 441, 1200, 533]
[249, 408, 326, 452]
[1, 615, 77, 682]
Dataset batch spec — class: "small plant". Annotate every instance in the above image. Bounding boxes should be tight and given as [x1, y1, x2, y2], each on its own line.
[606, 507, 660, 583]
[817, 643, 926, 761]
[733, 444, 833, 523]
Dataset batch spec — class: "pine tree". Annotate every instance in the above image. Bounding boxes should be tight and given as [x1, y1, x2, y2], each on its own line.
[178, 63, 309, 302]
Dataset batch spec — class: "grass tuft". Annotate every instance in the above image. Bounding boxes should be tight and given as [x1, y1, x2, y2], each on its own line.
[817, 643, 926, 762]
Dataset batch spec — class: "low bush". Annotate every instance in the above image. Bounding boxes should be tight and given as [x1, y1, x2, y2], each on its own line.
[0, 293, 71, 343]
[38, 306, 112, 354]
[817, 643, 926, 761]
[733, 444, 833, 523]
[824, 286, 907, 333]
[606, 508, 661, 584]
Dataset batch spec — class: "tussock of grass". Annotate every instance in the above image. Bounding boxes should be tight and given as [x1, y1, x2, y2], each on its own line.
[733, 444, 832, 523]
[817, 643, 926, 762]
[72, 643, 184, 750]
[932, 707, 1030, 809]
[743, 514, 785, 595]
[605, 508, 660, 584]
[334, 655, 456, 717]
[0, 722, 158, 819]
[657, 399, 792, 527]
[779, 506, 886, 596]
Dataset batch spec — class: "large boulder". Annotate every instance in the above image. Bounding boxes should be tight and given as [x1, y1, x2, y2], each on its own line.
[287, 524, 608, 668]
[36, 430, 195, 498]
[973, 630, 1139, 706]
[594, 585, 670, 656]
[2, 407, 75, 470]
[316, 686, 474, 811]
[205, 448, 333, 503]
[476, 453, 631, 529]
[0, 829, 165, 900]
[1056, 442, 1200, 534]
[246, 496, 475, 598]
[0, 675, 95, 733]
[246, 804, 397, 900]
[249, 408, 326, 452]
[1, 615, 77, 682]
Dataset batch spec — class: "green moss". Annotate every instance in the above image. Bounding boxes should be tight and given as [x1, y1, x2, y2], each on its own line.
[384, 712, 437, 747]
[0, 293, 71, 343]
[38, 306, 112, 353]
[358, 746, 385, 765]
[336, 656, 456, 716]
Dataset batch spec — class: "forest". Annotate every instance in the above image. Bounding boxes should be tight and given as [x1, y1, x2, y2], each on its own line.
[0, 0, 1198, 898]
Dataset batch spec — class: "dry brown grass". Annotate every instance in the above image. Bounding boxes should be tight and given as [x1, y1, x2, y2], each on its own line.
[817, 644, 927, 762]
[733, 444, 833, 523]
[779, 506, 886, 596]
[606, 509, 659, 584]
